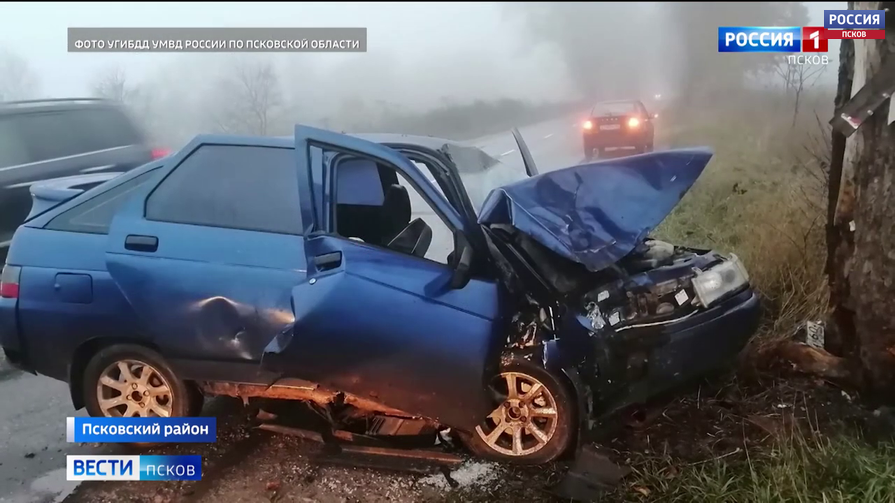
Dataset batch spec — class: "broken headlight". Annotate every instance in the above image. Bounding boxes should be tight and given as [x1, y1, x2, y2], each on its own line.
[692, 254, 750, 307]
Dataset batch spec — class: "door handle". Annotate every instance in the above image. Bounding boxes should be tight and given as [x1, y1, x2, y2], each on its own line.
[124, 234, 158, 253]
[313, 252, 342, 271]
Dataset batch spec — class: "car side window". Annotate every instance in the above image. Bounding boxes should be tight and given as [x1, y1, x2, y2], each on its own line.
[46, 169, 160, 234]
[72, 107, 144, 152]
[15, 112, 87, 162]
[0, 117, 30, 169]
[146, 145, 303, 235]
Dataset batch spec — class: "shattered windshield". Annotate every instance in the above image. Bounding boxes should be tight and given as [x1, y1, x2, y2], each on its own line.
[441, 143, 529, 213]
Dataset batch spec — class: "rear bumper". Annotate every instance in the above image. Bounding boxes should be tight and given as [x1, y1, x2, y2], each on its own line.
[584, 130, 653, 149]
[0, 298, 31, 373]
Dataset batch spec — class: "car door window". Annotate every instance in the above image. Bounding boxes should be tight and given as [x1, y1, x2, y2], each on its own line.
[146, 145, 303, 235]
[15, 112, 89, 162]
[0, 117, 30, 169]
[71, 107, 143, 152]
[333, 156, 454, 265]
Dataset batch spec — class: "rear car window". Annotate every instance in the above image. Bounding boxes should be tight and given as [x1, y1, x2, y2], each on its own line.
[592, 102, 639, 116]
[146, 145, 303, 235]
[10, 106, 143, 164]
[45, 169, 160, 235]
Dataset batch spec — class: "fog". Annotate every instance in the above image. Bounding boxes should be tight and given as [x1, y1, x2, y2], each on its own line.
[0, 2, 843, 146]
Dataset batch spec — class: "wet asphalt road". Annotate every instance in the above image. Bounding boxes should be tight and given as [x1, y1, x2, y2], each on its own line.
[0, 116, 666, 503]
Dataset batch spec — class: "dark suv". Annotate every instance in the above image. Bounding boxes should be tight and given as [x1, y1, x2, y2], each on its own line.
[582, 99, 655, 160]
[0, 98, 164, 260]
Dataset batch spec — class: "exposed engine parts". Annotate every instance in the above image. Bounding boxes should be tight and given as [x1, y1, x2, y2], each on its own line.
[507, 302, 555, 349]
[583, 239, 722, 333]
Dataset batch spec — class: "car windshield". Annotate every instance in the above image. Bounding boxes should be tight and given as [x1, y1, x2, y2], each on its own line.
[592, 101, 638, 116]
[442, 143, 529, 213]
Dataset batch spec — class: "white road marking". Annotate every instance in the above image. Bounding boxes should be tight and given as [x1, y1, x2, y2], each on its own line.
[543, 133, 554, 139]
[500, 149, 516, 157]
[0, 240, 10, 248]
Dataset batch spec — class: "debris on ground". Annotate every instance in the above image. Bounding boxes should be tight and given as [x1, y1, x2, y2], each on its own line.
[553, 444, 631, 501]
[417, 460, 501, 491]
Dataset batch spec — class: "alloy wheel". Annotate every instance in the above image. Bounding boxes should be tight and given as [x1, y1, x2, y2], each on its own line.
[474, 371, 559, 457]
[96, 359, 174, 417]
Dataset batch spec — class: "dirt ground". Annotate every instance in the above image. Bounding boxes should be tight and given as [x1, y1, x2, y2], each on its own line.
[61, 360, 895, 503]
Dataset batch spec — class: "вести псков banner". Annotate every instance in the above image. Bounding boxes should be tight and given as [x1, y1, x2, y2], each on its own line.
[67, 455, 203, 481]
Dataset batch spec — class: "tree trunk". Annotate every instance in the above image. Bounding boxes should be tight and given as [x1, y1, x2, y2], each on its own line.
[827, 1, 895, 403]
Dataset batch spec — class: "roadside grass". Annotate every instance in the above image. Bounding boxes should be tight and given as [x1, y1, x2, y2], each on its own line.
[624, 91, 895, 503]
[626, 430, 895, 503]
[654, 91, 831, 354]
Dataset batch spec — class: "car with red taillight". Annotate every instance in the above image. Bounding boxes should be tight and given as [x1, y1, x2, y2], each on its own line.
[0, 98, 165, 263]
[582, 99, 655, 160]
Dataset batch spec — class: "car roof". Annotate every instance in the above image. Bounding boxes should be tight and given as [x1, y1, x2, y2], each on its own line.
[270, 132, 471, 151]
[0, 98, 125, 116]
[593, 99, 644, 106]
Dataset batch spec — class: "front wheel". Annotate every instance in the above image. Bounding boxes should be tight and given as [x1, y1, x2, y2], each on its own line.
[459, 358, 576, 464]
[82, 344, 202, 418]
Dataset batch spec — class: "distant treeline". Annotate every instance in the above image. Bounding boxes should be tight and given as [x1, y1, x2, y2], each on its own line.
[330, 98, 585, 141]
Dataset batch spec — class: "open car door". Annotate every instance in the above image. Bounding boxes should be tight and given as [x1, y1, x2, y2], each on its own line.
[511, 127, 539, 177]
[261, 125, 504, 431]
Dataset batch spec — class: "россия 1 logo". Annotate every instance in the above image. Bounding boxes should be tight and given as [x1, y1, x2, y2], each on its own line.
[717, 27, 830, 53]
[801, 27, 828, 53]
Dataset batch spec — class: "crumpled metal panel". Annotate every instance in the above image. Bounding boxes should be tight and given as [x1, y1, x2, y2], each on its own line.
[477, 148, 714, 272]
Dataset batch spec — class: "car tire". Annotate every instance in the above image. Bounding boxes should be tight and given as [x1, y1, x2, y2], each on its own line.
[82, 344, 200, 419]
[458, 357, 576, 464]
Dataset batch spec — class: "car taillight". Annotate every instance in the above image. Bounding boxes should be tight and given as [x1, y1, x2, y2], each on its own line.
[0, 265, 21, 299]
[151, 148, 171, 160]
[583, 120, 594, 130]
[627, 117, 641, 128]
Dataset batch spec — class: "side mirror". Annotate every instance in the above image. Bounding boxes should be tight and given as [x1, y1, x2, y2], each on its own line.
[449, 233, 473, 290]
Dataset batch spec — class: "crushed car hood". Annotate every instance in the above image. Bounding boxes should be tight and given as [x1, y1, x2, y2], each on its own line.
[477, 148, 713, 272]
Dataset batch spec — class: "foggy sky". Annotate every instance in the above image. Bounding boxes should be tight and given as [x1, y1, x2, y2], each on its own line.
[0, 1, 842, 112]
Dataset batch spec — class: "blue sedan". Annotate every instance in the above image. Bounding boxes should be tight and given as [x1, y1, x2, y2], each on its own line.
[0, 125, 760, 464]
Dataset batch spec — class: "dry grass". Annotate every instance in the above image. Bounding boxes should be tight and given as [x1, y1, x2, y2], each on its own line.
[655, 89, 832, 354]
[622, 89, 895, 502]
[628, 430, 895, 503]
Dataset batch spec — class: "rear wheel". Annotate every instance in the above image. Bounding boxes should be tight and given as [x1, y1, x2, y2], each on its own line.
[459, 359, 575, 464]
[82, 344, 201, 418]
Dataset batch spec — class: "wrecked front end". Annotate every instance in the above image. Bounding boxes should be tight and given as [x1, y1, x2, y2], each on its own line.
[480, 148, 762, 422]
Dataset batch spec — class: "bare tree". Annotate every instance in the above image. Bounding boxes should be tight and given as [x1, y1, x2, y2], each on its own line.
[509, 2, 808, 103]
[211, 58, 285, 136]
[0, 48, 40, 101]
[91, 65, 136, 103]
[773, 57, 826, 127]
